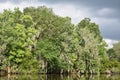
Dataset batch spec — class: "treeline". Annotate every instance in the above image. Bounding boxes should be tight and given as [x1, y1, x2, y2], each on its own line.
[106, 42, 120, 73]
[0, 6, 120, 74]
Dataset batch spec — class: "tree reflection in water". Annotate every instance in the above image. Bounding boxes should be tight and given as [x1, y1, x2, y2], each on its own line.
[0, 74, 120, 80]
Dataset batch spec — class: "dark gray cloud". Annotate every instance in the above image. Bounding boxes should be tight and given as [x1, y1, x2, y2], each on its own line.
[39, 0, 120, 8]
[100, 25, 120, 40]
[1, 0, 119, 9]
[39, 0, 120, 18]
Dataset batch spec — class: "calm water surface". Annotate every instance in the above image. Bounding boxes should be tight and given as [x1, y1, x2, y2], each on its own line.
[0, 74, 120, 80]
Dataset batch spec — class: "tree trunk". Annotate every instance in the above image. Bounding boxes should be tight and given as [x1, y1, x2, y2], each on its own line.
[60, 69, 63, 74]
[7, 66, 11, 74]
[45, 61, 47, 73]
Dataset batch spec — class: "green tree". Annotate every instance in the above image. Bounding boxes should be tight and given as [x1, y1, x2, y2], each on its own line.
[0, 6, 111, 74]
[75, 18, 105, 74]
[112, 41, 120, 62]
[0, 8, 38, 73]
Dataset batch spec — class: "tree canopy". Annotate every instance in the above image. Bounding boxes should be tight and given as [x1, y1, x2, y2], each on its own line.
[0, 6, 120, 74]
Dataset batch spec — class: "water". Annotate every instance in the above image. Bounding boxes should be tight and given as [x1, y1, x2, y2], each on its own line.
[0, 74, 120, 80]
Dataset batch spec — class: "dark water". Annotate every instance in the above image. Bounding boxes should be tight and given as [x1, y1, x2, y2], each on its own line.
[0, 74, 120, 80]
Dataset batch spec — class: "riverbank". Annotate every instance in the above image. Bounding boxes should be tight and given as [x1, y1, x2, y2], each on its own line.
[1, 69, 120, 77]
[1, 73, 120, 80]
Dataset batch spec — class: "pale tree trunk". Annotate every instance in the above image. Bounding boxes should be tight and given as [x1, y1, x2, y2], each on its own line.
[45, 61, 47, 73]
[60, 69, 63, 74]
[7, 66, 11, 74]
[7, 58, 11, 74]
[7, 74, 10, 80]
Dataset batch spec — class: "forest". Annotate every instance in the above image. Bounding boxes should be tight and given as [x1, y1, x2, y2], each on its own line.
[0, 6, 120, 75]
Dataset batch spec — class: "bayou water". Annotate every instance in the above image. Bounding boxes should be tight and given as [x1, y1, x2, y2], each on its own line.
[0, 74, 120, 80]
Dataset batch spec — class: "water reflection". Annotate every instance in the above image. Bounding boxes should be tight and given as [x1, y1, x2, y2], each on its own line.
[0, 74, 120, 80]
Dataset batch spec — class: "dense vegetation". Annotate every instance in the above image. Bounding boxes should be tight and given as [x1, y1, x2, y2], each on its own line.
[0, 6, 120, 74]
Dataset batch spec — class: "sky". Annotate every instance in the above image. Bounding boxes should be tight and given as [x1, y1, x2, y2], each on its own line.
[0, 0, 120, 48]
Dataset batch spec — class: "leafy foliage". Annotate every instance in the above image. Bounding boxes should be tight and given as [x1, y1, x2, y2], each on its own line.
[0, 6, 119, 74]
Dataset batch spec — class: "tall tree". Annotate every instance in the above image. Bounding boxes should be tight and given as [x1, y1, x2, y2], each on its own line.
[75, 18, 105, 74]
